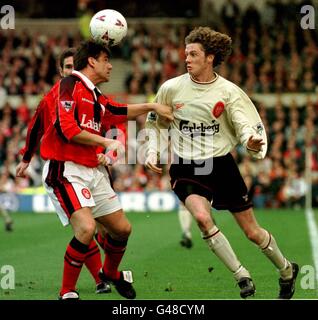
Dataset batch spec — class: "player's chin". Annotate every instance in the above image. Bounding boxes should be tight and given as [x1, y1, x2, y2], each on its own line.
[102, 72, 110, 80]
[187, 69, 196, 78]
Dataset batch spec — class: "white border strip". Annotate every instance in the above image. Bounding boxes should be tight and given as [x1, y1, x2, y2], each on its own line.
[305, 208, 318, 292]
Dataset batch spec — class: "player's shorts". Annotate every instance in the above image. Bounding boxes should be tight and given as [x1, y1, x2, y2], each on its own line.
[42, 160, 122, 226]
[169, 153, 253, 213]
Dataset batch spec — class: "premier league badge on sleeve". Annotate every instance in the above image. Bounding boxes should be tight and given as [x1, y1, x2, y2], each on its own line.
[147, 111, 157, 122]
[253, 122, 264, 135]
[61, 100, 75, 112]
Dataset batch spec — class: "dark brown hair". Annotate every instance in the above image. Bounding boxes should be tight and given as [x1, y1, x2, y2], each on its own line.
[59, 48, 75, 69]
[74, 40, 111, 71]
[185, 27, 232, 67]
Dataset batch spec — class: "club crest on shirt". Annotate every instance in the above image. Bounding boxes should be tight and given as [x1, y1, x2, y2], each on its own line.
[81, 188, 91, 199]
[61, 100, 74, 112]
[212, 101, 225, 118]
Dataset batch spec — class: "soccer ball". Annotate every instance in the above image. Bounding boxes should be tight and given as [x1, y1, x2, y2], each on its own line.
[89, 9, 128, 46]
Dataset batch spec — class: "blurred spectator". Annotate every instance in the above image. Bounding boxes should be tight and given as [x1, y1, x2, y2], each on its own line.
[16, 96, 31, 125]
[220, 0, 241, 33]
[0, 76, 8, 108]
[281, 170, 307, 208]
[251, 171, 271, 208]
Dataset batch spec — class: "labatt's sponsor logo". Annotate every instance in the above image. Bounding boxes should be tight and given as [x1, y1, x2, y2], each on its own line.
[80, 114, 101, 132]
[180, 120, 219, 138]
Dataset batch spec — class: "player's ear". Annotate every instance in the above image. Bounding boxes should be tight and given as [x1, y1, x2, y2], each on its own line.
[88, 56, 96, 68]
[59, 67, 63, 77]
[207, 54, 214, 65]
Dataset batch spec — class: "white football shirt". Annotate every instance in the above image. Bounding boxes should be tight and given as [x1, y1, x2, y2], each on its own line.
[146, 72, 267, 160]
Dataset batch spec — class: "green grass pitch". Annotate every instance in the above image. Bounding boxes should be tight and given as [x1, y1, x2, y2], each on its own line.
[0, 209, 317, 300]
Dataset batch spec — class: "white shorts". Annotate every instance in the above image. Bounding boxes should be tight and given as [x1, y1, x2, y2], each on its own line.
[42, 160, 122, 226]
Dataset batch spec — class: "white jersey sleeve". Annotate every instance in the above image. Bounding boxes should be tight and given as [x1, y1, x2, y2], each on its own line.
[145, 84, 170, 157]
[226, 86, 267, 159]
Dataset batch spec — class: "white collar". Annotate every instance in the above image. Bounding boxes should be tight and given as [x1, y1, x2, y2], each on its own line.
[72, 70, 102, 95]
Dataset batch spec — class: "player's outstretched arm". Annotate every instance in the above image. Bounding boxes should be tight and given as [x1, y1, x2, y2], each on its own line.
[127, 103, 173, 121]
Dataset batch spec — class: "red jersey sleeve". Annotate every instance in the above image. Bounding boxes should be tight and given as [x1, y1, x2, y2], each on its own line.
[19, 97, 49, 163]
[54, 77, 82, 142]
[103, 96, 128, 126]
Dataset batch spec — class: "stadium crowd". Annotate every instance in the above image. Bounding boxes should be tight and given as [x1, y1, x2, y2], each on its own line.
[0, 0, 318, 208]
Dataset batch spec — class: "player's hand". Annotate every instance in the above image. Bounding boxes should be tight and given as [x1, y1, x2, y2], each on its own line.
[145, 152, 162, 174]
[16, 161, 29, 178]
[246, 136, 265, 153]
[153, 103, 174, 122]
[97, 153, 112, 166]
[105, 139, 125, 162]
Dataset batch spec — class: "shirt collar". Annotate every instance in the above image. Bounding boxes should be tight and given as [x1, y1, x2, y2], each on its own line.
[72, 70, 102, 95]
[190, 72, 219, 85]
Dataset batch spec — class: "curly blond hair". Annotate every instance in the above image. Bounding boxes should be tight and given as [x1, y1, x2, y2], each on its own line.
[185, 27, 232, 67]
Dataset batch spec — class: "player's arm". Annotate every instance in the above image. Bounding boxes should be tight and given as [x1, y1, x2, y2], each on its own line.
[71, 129, 119, 148]
[102, 123, 127, 165]
[144, 113, 165, 173]
[227, 90, 267, 159]
[104, 102, 173, 122]
[103, 94, 173, 121]
[71, 130, 125, 159]
[16, 98, 47, 177]
[20, 98, 47, 162]
[144, 85, 171, 173]
[127, 102, 173, 121]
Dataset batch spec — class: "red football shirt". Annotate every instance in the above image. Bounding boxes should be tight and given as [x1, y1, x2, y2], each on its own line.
[40, 72, 128, 167]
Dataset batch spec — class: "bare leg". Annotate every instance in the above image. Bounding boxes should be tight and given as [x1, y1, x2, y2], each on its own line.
[233, 208, 293, 279]
[184, 194, 251, 281]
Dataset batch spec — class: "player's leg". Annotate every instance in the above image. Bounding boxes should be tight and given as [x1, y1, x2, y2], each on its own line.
[54, 207, 96, 299]
[233, 208, 298, 299]
[178, 203, 193, 248]
[43, 160, 96, 299]
[0, 205, 13, 232]
[92, 167, 131, 281]
[92, 166, 135, 299]
[83, 220, 111, 294]
[218, 154, 298, 299]
[170, 156, 255, 299]
[95, 210, 135, 299]
[184, 194, 253, 297]
[96, 209, 131, 278]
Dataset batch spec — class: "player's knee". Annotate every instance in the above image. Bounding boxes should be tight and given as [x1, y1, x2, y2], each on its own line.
[245, 228, 261, 244]
[78, 220, 96, 240]
[123, 223, 132, 239]
[112, 221, 132, 241]
[194, 212, 211, 231]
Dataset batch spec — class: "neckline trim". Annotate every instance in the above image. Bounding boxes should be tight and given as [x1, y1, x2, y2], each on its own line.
[190, 72, 219, 85]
